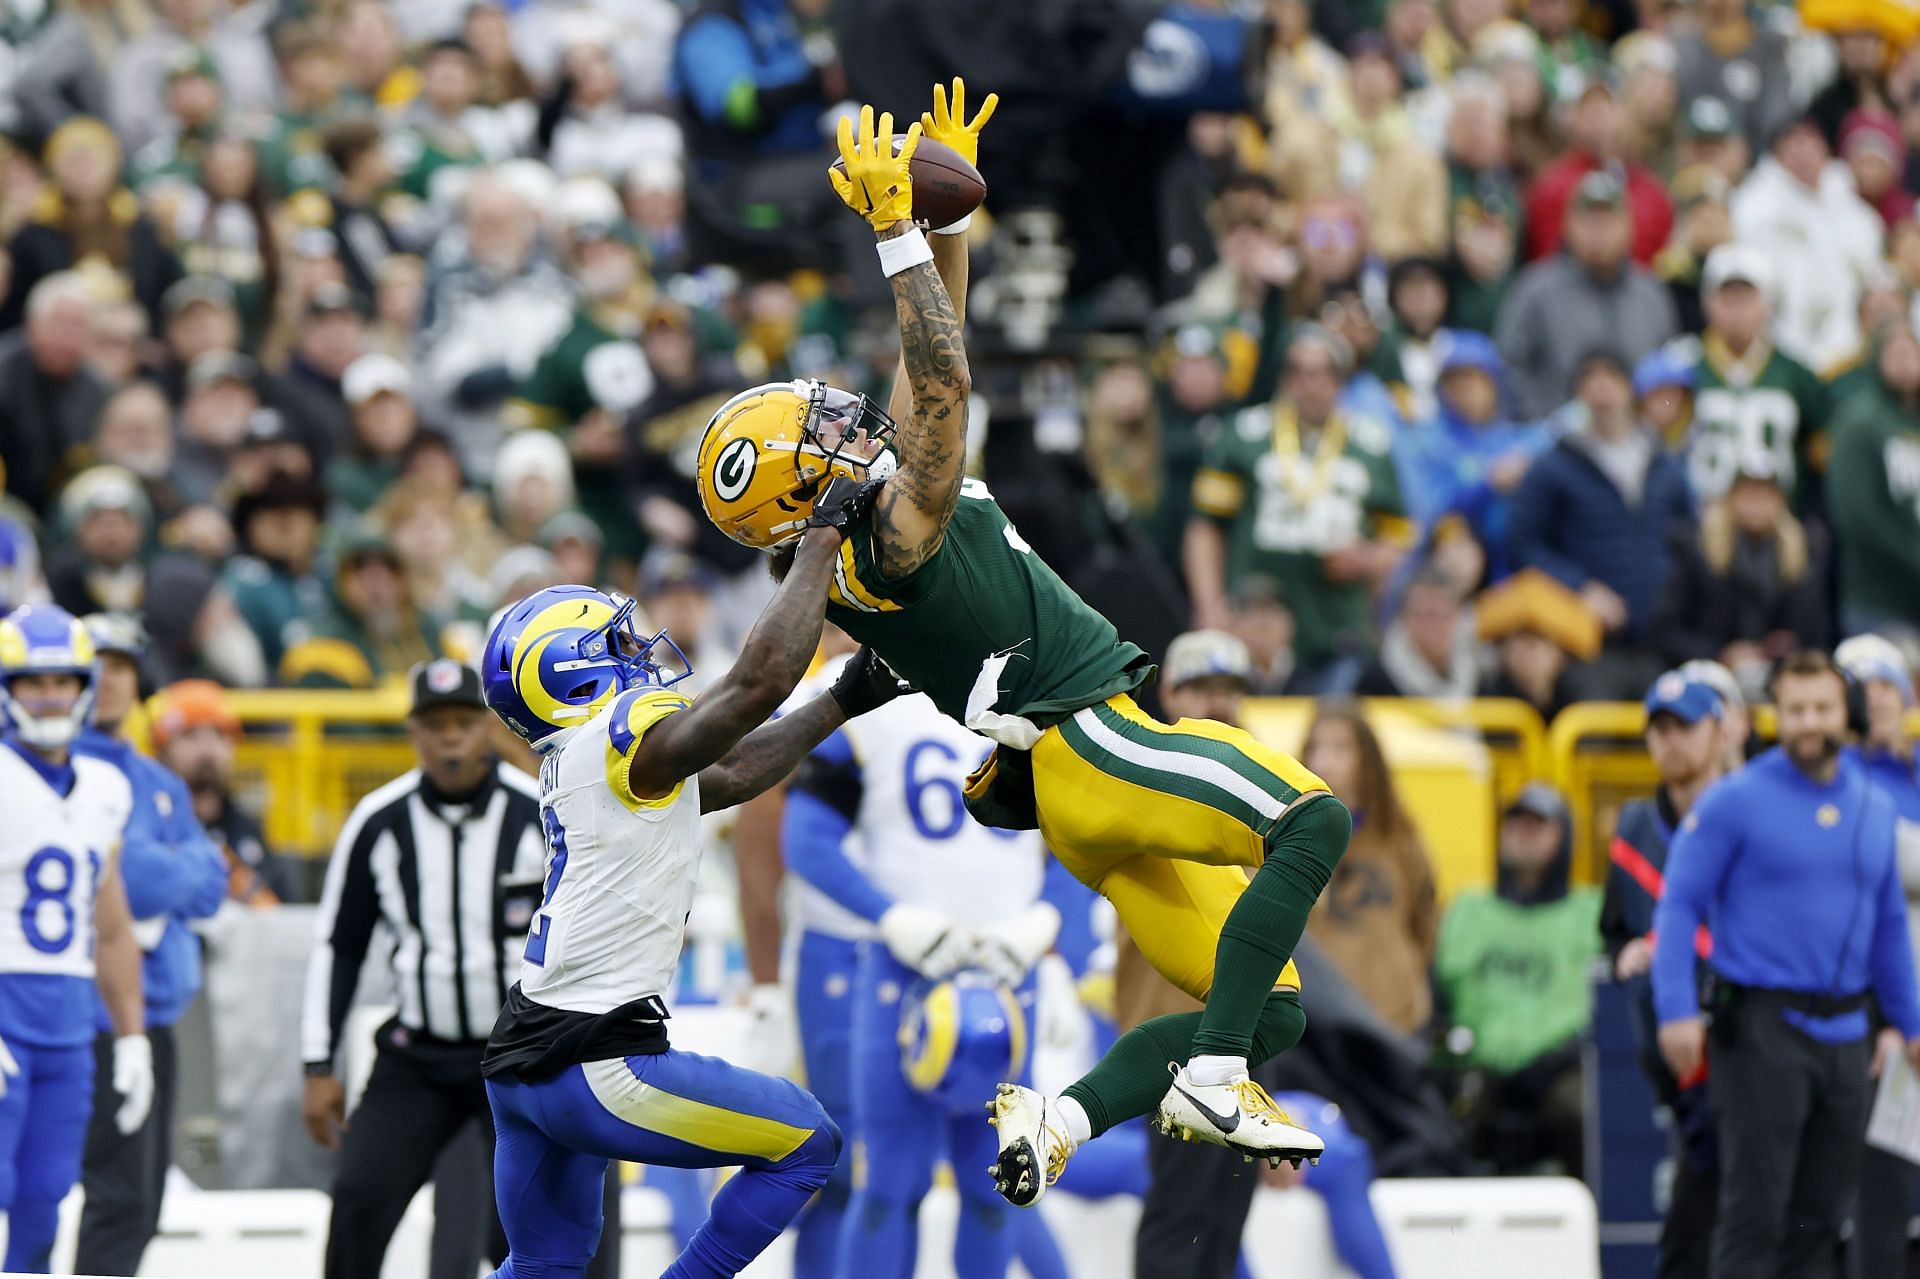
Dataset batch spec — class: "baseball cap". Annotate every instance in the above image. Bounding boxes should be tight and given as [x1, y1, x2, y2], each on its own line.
[1505, 782, 1569, 823]
[1573, 168, 1627, 210]
[1835, 633, 1916, 706]
[239, 408, 296, 449]
[1162, 630, 1253, 691]
[150, 678, 240, 747]
[82, 612, 147, 659]
[186, 351, 258, 395]
[343, 353, 412, 406]
[1703, 243, 1774, 295]
[1678, 659, 1746, 716]
[1644, 669, 1725, 724]
[59, 465, 150, 528]
[1683, 97, 1737, 140]
[162, 275, 236, 319]
[409, 658, 486, 715]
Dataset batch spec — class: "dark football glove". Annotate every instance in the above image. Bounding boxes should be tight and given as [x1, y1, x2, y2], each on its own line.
[829, 646, 914, 718]
[806, 475, 885, 533]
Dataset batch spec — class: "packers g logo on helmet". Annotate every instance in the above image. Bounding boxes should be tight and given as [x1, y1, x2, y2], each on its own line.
[696, 378, 897, 549]
[711, 436, 757, 502]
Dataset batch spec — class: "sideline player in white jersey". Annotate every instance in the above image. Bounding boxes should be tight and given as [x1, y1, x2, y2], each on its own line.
[780, 641, 1063, 1278]
[0, 604, 151, 1272]
[477, 478, 910, 1279]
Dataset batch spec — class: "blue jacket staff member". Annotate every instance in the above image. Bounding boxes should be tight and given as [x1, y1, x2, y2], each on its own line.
[1653, 649, 1920, 1279]
[73, 616, 226, 1278]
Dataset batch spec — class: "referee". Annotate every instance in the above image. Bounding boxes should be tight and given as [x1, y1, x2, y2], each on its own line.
[299, 660, 614, 1278]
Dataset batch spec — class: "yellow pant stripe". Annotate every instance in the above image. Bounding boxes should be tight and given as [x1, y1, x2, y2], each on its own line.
[582, 1060, 813, 1162]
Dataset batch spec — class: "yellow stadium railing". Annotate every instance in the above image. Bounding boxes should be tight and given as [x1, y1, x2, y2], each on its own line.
[222, 687, 412, 857]
[1546, 702, 1656, 884]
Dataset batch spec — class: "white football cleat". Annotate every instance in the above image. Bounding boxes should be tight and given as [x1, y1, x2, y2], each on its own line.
[985, 1083, 1072, 1206]
[1155, 1066, 1324, 1169]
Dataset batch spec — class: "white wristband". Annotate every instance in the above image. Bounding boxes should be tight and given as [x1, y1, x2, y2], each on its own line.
[876, 226, 934, 277]
[932, 212, 972, 236]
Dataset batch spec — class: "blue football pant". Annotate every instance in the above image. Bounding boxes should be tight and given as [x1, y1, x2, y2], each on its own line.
[791, 930, 860, 1279]
[838, 945, 1041, 1279]
[0, 1040, 94, 1272]
[1273, 1093, 1395, 1279]
[486, 1049, 840, 1279]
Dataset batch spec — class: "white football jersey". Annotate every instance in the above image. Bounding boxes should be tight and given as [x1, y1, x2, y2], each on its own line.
[0, 746, 132, 979]
[517, 686, 701, 1015]
[842, 694, 1045, 925]
[781, 657, 876, 942]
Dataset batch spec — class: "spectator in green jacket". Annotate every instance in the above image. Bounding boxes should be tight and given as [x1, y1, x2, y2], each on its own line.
[221, 472, 328, 673]
[1828, 322, 1920, 639]
[323, 354, 419, 516]
[278, 528, 442, 688]
[1434, 782, 1601, 1175]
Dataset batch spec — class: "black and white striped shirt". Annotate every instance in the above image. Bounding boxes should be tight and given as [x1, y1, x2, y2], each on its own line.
[301, 762, 546, 1069]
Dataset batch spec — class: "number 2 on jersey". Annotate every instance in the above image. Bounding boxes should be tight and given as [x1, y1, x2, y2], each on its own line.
[525, 807, 570, 967]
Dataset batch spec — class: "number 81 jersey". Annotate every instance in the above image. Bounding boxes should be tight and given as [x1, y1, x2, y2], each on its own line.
[0, 746, 130, 986]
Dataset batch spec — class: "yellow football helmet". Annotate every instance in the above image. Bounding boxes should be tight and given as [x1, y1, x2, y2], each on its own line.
[696, 379, 897, 549]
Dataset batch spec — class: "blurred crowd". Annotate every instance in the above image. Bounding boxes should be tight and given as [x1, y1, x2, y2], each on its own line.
[0, 0, 1918, 719]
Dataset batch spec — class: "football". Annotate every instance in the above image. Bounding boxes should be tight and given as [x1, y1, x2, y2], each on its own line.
[831, 135, 987, 230]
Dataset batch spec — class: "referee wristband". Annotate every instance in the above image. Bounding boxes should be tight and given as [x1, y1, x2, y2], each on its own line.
[932, 213, 972, 236]
[876, 226, 934, 277]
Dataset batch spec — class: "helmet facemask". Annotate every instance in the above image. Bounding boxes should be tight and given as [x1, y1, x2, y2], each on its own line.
[557, 595, 694, 706]
[796, 381, 899, 496]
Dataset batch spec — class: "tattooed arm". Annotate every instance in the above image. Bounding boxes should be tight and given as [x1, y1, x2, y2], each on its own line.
[698, 695, 845, 813]
[871, 224, 972, 579]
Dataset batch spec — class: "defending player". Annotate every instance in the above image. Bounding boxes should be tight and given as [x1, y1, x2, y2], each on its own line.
[695, 82, 1350, 1207]
[0, 604, 151, 1272]
[780, 645, 1060, 1276]
[477, 483, 908, 1279]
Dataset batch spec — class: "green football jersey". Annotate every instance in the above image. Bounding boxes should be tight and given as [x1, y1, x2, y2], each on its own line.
[1690, 340, 1829, 508]
[824, 478, 1154, 735]
[1191, 405, 1406, 668]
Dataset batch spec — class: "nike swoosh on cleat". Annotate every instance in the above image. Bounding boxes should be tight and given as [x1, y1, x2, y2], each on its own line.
[1171, 1082, 1239, 1134]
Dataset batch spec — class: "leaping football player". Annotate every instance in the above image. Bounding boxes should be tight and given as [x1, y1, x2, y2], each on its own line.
[476, 479, 909, 1279]
[695, 80, 1353, 1208]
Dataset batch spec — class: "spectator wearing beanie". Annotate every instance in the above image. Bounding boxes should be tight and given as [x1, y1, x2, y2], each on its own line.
[1400, 331, 1553, 580]
[1839, 106, 1915, 227]
[1499, 171, 1679, 419]
[149, 679, 298, 905]
[279, 528, 443, 688]
[491, 430, 575, 545]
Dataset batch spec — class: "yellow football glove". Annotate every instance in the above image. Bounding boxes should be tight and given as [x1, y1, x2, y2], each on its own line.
[921, 77, 998, 168]
[831, 105, 920, 231]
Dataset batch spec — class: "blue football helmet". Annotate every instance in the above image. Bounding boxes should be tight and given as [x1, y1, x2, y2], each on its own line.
[899, 972, 1029, 1116]
[0, 603, 98, 750]
[480, 584, 691, 750]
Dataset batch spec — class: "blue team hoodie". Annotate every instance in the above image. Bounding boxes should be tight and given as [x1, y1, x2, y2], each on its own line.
[1398, 332, 1557, 580]
[74, 731, 228, 1029]
[1653, 748, 1920, 1042]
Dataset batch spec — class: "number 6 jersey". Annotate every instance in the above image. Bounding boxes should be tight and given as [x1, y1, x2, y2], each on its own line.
[0, 742, 132, 1046]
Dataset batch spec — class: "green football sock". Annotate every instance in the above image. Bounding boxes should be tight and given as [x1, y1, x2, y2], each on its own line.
[1190, 795, 1351, 1060]
[1061, 990, 1305, 1138]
